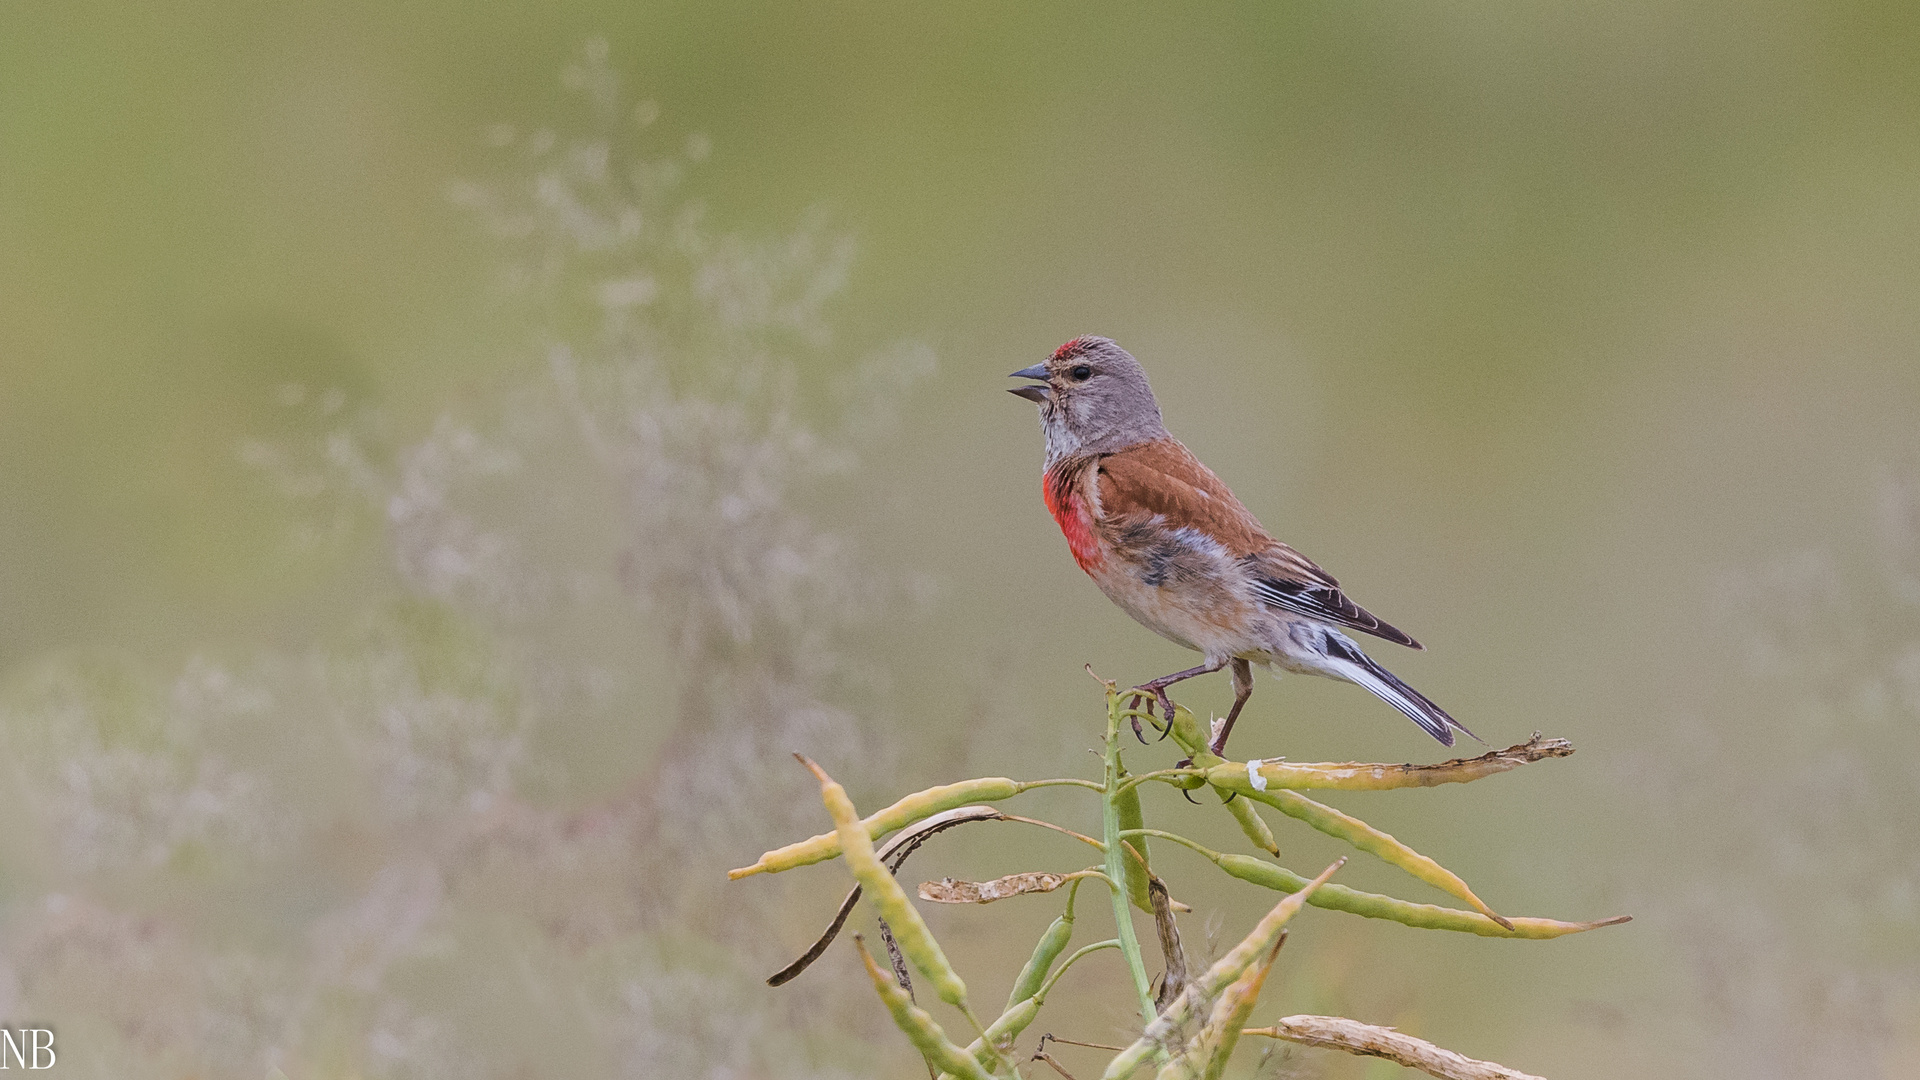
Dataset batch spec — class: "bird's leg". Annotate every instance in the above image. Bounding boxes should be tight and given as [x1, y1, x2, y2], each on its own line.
[1121, 695, 1160, 742]
[1125, 699, 1153, 743]
[1122, 693, 1156, 743]
[1130, 659, 1227, 740]
[1208, 658, 1255, 757]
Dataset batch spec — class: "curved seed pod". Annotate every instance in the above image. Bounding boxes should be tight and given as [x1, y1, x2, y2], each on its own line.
[1164, 706, 1220, 791]
[1195, 937, 1281, 1080]
[1005, 893, 1076, 1010]
[1221, 790, 1279, 856]
[801, 757, 969, 1008]
[1106, 860, 1343, 1080]
[1191, 860, 1334, 998]
[1152, 1050, 1201, 1080]
[1154, 936, 1284, 1080]
[1114, 770, 1154, 913]
[1244, 1015, 1549, 1080]
[854, 937, 995, 1080]
[1166, 705, 1211, 758]
[1244, 787, 1511, 929]
[920, 872, 1072, 903]
[955, 937, 1124, 1078]
[937, 995, 1043, 1080]
[1202, 735, 1574, 793]
[769, 805, 1007, 986]
[730, 776, 1024, 879]
[1209, 852, 1628, 939]
[1167, 734, 1210, 790]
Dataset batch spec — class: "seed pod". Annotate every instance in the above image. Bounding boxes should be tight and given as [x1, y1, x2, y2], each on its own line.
[1202, 735, 1575, 793]
[1113, 770, 1154, 913]
[1106, 861, 1341, 1080]
[937, 995, 1043, 1080]
[920, 872, 1070, 904]
[730, 775, 1024, 879]
[1245, 787, 1511, 929]
[1005, 907, 1074, 1011]
[1166, 704, 1210, 755]
[1163, 706, 1215, 789]
[1211, 851, 1627, 939]
[802, 757, 969, 1008]
[855, 937, 995, 1080]
[1195, 937, 1280, 1080]
[1152, 936, 1280, 1080]
[1221, 790, 1279, 855]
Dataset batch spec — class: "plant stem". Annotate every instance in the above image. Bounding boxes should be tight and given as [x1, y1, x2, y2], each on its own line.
[1038, 939, 1123, 999]
[1111, 768, 1207, 796]
[1102, 692, 1159, 1027]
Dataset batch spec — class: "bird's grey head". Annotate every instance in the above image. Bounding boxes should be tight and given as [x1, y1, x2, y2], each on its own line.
[1008, 336, 1169, 465]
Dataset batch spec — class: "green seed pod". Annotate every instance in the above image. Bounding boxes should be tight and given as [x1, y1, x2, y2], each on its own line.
[1005, 910, 1073, 1011]
[855, 938, 995, 1080]
[1221, 791, 1279, 856]
[1113, 772, 1154, 913]
[938, 995, 1043, 1080]
[1166, 704, 1210, 755]
[1105, 1028, 1166, 1078]
[1213, 851, 1625, 938]
[804, 758, 969, 1008]
[1246, 787, 1510, 928]
[1196, 939, 1278, 1080]
[1216, 851, 1294, 889]
[730, 775, 1023, 879]
[1151, 1052, 1203, 1080]
[1162, 706, 1215, 789]
[1109, 860, 1342, 1080]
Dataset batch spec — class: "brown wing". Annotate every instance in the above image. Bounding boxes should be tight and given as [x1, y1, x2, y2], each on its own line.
[1096, 438, 1423, 650]
[1093, 438, 1272, 555]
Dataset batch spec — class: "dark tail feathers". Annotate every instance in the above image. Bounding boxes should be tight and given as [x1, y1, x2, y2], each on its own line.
[1322, 635, 1479, 747]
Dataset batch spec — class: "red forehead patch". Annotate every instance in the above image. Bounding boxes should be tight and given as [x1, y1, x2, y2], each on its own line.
[1052, 337, 1087, 360]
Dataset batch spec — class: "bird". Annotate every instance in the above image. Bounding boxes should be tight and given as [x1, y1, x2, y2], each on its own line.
[1008, 335, 1476, 757]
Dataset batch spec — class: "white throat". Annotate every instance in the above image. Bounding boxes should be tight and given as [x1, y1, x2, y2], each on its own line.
[1040, 405, 1086, 467]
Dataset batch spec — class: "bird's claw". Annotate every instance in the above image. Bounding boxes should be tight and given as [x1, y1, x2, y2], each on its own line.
[1173, 756, 1202, 804]
[1124, 691, 1161, 744]
[1126, 687, 1177, 742]
[1150, 688, 1176, 741]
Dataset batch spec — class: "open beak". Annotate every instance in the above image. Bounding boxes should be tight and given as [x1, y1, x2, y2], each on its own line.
[1008, 364, 1050, 404]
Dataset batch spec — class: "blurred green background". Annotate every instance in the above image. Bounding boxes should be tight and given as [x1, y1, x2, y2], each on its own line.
[4, 3, 1919, 1078]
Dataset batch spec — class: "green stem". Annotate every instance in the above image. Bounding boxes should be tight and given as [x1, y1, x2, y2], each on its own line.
[1019, 777, 1108, 793]
[1117, 827, 1204, 849]
[1112, 767, 1207, 796]
[1103, 693, 1159, 1027]
[1072, 869, 1123, 893]
[1127, 827, 1222, 859]
[1038, 939, 1123, 999]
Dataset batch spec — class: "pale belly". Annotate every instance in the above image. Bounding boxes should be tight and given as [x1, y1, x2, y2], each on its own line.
[1085, 556, 1271, 662]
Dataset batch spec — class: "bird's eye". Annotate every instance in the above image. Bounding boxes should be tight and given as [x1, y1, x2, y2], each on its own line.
[1070, 364, 1093, 381]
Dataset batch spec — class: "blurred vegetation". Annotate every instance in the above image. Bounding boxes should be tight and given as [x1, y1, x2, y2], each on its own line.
[2, 4, 1919, 1078]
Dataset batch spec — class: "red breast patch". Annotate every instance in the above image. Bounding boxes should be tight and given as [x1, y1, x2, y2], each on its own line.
[1043, 467, 1104, 572]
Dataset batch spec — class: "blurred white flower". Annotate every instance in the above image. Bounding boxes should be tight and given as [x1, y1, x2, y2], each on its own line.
[0, 40, 926, 1080]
